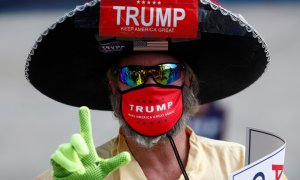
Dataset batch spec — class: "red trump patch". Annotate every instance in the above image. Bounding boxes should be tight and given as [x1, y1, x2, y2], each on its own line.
[121, 85, 183, 136]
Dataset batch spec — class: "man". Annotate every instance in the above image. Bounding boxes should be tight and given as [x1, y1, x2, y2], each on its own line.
[26, 0, 273, 179]
[105, 53, 244, 179]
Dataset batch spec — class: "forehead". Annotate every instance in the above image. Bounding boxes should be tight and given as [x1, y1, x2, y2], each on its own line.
[118, 53, 179, 66]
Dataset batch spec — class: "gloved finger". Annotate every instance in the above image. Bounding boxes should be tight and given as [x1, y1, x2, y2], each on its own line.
[71, 133, 89, 157]
[51, 144, 85, 174]
[100, 151, 131, 177]
[78, 106, 99, 162]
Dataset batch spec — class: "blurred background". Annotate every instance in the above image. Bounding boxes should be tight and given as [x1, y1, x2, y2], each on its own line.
[1, 0, 299, 179]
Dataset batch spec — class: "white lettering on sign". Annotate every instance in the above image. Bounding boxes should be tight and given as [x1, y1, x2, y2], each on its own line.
[127, 6, 139, 26]
[173, 8, 185, 27]
[145, 106, 154, 113]
[157, 104, 166, 111]
[156, 8, 171, 27]
[113, 6, 125, 25]
[141, 7, 154, 26]
[129, 104, 134, 111]
[165, 110, 175, 116]
[113, 6, 186, 27]
[168, 102, 173, 109]
[136, 106, 143, 112]
[101, 45, 125, 51]
[129, 101, 173, 113]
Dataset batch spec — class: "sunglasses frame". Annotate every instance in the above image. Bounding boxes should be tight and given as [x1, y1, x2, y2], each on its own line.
[116, 63, 185, 87]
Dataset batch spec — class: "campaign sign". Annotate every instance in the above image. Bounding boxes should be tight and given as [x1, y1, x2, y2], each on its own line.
[231, 128, 286, 180]
[99, 0, 198, 38]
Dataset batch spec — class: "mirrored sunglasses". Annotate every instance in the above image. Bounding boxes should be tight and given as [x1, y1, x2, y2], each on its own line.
[118, 63, 185, 87]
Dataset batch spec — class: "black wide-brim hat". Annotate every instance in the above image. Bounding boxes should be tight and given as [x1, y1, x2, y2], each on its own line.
[25, 0, 269, 111]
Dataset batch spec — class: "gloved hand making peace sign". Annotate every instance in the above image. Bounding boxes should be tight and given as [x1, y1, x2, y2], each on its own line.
[51, 106, 131, 180]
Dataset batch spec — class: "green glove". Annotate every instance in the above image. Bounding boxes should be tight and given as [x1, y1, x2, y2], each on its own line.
[51, 106, 131, 180]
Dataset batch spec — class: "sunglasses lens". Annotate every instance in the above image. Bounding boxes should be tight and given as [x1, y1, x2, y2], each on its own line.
[119, 67, 144, 87]
[153, 64, 183, 85]
[119, 64, 183, 87]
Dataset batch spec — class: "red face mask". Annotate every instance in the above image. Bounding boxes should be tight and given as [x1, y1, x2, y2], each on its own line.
[120, 85, 183, 137]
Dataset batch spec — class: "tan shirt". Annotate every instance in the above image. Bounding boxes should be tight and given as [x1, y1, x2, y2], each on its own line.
[36, 127, 247, 180]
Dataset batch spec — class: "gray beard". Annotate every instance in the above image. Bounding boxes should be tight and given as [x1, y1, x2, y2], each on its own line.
[110, 85, 199, 148]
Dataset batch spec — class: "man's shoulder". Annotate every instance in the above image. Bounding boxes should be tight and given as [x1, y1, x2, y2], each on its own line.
[194, 134, 245, 171]
[192, 133, 245, 165]
[187, 126, 243, 150]
[195, 134, 245, 152]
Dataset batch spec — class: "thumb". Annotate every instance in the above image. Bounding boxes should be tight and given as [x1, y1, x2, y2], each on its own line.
[100, 151, 131, 177]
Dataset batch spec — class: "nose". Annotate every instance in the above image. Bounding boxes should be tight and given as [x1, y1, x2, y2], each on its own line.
[144, 75, 156, 84]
